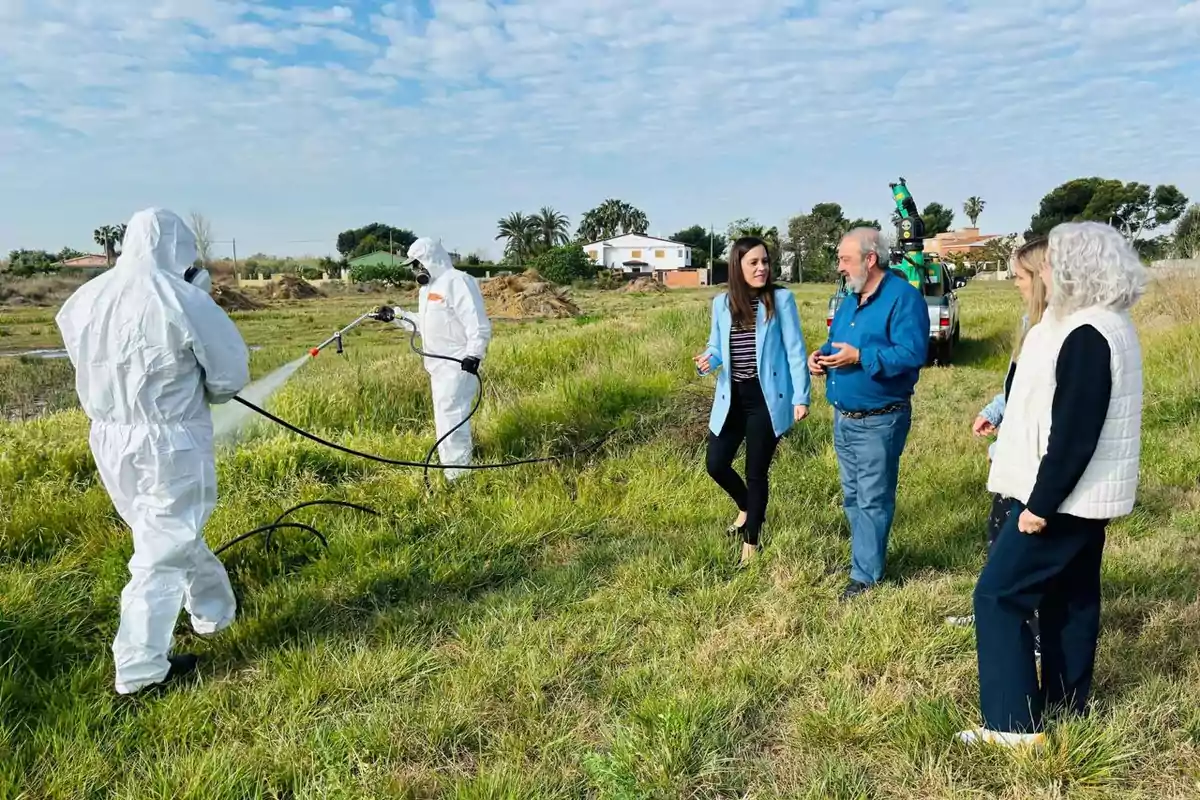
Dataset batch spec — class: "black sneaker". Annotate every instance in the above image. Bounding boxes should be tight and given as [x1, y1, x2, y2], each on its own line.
[841, 581, 870, 601]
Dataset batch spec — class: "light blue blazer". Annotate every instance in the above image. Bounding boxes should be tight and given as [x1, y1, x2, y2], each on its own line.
[701, 287, 812, 438]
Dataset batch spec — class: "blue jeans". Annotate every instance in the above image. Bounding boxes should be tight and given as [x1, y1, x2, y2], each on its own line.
[832, 406, 912, 585]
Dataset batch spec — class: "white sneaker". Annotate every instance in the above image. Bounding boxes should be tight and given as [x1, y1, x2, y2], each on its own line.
[956, 728, 1046, 749]
[945, 613, 975, 626]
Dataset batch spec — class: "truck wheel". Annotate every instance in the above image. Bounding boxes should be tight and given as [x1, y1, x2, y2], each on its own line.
[937, 337, 954, 365]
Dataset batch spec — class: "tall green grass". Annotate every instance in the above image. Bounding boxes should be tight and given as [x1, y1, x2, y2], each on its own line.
[2, 282, 1200, 798]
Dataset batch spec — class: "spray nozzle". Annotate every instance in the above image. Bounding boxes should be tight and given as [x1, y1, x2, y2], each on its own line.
[370, 305, 395, 323]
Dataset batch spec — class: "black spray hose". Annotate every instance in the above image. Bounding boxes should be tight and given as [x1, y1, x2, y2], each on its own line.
[217, 310, 605, 560]
[214, 499, 379, 557]
[230, 313, 604, 488]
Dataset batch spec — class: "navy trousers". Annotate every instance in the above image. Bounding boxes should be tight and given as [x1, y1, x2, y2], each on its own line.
[973, 500, 1107, 733]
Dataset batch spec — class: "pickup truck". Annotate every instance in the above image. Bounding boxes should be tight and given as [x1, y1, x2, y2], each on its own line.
[824, 268, 961, 365]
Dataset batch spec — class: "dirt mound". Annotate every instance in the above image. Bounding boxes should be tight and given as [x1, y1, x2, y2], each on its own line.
[621, 276, 667, 294]
[212, 285, 264, 311]
[480, 269, 581, 319]
[261, 274, 325, 300]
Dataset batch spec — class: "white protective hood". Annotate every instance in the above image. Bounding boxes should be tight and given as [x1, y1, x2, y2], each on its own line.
[55, 207, 250, 426]
[117, 208, 200, 280]
[405, 237, 455, 280]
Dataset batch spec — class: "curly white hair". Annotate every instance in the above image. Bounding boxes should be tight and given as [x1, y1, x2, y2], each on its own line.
[1046, 221, 1148, 316]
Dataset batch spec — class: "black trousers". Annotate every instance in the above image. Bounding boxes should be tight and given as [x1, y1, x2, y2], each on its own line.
[985, 494, 1041, 641]
[973, 500, 1107, 733]
[706, 378, 780, 546]
[986, 493, 1013, 551]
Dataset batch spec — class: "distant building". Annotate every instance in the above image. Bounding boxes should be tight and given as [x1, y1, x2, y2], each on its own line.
[582, 233, 705, 287]
[55, 254, 111, 275]
[922, 228, 1001, 258]
[347, 250, 406, 269]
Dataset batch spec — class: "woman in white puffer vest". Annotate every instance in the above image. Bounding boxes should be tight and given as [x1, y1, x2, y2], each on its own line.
[957, 221, 1147, 749]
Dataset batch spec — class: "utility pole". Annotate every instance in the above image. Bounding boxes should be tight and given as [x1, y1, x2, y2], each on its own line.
[232, 238, 239, 285]
[709, 224, 714, 286]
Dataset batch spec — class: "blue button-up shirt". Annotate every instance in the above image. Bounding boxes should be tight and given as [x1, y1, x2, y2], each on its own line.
[819, 271, 929, 413]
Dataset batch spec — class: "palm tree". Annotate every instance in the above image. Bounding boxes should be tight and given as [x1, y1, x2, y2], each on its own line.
[576, 199, 650, 241]
[963, 196, 986, 227]
[94, 224, 127, 265]
[531, 206, 570, 250]
[495, 212, 538, 264]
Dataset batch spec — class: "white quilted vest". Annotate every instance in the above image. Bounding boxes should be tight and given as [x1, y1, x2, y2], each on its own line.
[987, 305, 1143, 519]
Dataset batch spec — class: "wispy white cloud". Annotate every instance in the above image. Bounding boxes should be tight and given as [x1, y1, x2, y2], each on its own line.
[1, 0, 1198, 258]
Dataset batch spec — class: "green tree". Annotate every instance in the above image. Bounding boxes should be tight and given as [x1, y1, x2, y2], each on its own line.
[846, 218, 882, 231]
[531, 242, 594, 285]
[1027, 177, 1188, 243]
[6, 249, 58, 277]
[348, 261, 413, 287]
[336, 224, 416, 259]
[316, 256, 342, 279]
[921, 202, 955, 236]
[963, 196, 986, 227]
[785, 203, 853, 282]
[727, 218, 782, 278]
[669, 225, 726, 268]
[496, 212, 540, 264]
[56, 247, 85, 262]
[1172, 204, 1200, 259]
[575, 199, 649, 241]
[531, 207, 571, 251]
[966, 234, 1017, 275]
[93, 224, 127, 263]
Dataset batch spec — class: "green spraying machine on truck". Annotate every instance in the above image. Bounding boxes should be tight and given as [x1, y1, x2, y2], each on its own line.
[825, 177, 961, 364]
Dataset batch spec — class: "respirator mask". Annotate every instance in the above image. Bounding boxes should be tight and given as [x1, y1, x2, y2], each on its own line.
[411, 260, 431, 286]
[183, 264, 213, 293]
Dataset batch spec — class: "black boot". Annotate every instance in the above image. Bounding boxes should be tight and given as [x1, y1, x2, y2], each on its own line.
[121, 654, 199, 699]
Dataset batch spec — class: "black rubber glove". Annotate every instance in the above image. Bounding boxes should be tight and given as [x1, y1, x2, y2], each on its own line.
[461, 356, 480, 375]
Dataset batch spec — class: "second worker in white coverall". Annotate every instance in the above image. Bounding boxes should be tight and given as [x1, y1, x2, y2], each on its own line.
[55, 208, 251, 695]
[395, 237, 493, 482]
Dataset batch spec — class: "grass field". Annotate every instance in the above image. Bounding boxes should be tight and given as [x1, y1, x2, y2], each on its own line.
[3, 279, 1200, 799]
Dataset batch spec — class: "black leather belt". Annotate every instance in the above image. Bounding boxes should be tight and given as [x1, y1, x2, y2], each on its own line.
[839, 401, 908, 419]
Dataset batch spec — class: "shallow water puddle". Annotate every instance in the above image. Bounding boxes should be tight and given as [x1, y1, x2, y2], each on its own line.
[1, 345, 264, 359]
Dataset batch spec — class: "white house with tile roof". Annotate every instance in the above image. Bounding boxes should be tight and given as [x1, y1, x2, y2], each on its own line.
[582, 233, 693, 274]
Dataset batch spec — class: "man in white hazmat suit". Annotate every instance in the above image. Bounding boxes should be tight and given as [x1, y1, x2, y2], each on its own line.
[394, 237, 493, 482]
[55, 208, 251, 695]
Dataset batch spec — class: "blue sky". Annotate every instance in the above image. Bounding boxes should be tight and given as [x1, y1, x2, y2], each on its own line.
[2, 0, 1198, 261]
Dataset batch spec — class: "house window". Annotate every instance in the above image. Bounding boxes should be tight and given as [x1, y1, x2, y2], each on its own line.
[677, 249, 683, 257]
[587, 250, 598, 261]
[654, 249, 665, 259]
[630, 249, 642, 258]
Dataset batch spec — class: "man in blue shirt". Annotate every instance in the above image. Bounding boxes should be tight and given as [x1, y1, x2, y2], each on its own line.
[809, 227, 929, 600]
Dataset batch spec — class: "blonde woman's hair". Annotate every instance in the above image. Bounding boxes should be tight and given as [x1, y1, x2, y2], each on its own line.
[1011, 237, 1049, 360]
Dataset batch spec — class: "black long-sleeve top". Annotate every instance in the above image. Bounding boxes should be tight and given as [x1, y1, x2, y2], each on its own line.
[1022, 324, 1113, 518]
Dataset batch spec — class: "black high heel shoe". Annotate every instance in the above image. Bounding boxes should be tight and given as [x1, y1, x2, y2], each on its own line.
[726, 522, 746, 537]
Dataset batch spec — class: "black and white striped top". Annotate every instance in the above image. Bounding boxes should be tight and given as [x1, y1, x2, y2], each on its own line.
[730, 298, 759, 382]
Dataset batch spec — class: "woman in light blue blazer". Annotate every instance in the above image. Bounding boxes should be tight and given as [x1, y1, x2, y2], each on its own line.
[693, 236, 812, 566]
